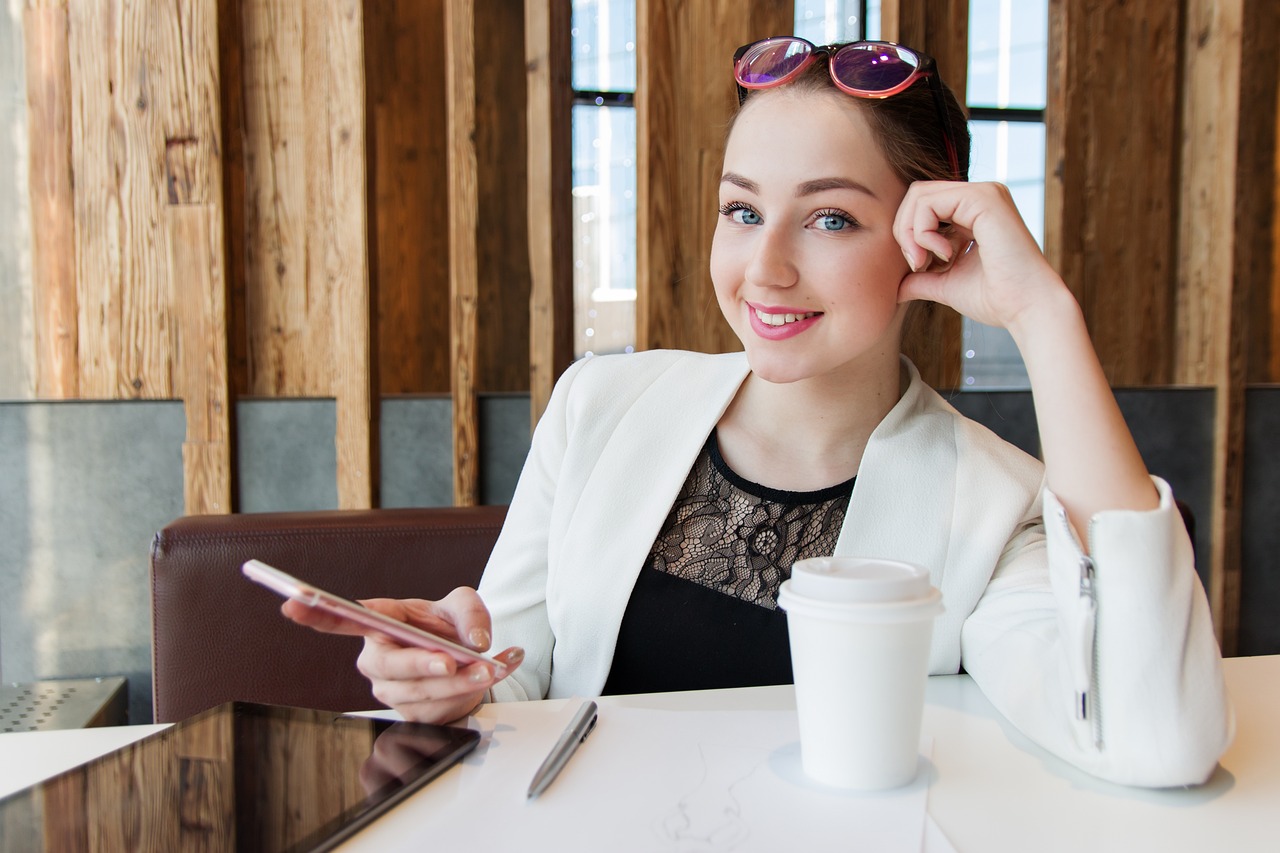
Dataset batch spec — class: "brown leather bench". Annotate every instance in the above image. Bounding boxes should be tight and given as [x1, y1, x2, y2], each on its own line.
[149, 506, 506, 723]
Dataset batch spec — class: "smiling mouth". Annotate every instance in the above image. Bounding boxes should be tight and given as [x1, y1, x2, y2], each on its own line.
[753, 308, 821, 327]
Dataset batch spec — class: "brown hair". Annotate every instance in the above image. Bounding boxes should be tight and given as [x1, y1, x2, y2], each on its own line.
[730, 44, 971, 186]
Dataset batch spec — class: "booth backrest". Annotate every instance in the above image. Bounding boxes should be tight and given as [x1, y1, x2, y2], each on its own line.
[149, 505, 506, 723]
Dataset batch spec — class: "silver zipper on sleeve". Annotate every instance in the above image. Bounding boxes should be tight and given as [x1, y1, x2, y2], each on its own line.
[1061, 508, 1103, 750]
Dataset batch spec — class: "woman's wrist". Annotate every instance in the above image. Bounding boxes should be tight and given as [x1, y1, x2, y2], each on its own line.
[1004, 281, 1087, 367]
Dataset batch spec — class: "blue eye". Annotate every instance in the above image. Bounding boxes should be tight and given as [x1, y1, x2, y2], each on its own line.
[719, 202, 761, 225]
[813, 211, 854, 231]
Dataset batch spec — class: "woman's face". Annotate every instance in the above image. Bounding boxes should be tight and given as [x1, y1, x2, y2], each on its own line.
[711, 88, 911, 386]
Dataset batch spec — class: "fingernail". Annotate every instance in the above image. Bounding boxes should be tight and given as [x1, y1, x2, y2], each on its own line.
[428, 658, 450, 677]
[470, 665, 493, 684]
[902, 248, 919, 272]
[468, 628, 491, 649]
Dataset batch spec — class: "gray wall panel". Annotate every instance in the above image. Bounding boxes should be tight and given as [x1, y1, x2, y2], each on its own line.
[481, 395, 531, 506]
[380, 397, 453, 507]
[1242, 387, 1280, 655]
[236, 399, 338, 512]
[0, 401, 185, 725]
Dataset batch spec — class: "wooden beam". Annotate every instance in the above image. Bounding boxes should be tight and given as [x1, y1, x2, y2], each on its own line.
[525, 0, 574, 429]
[880, 0, 968, 390]
[365, 1, 451, 395]
[303, 0, 374, 509]
[473, 3, 531, 395]
[447, 0, 480, 506]
[163, 0, 232, 515]
[170, 204, 233, 515]
[636, 0, 793, 355]
[240, 0, 309, 397]
[1175, 0, 1277, 653]
[24, 3, 79, 399]
[1045, 0, 1179, 388]
[66, 0, 180, 398]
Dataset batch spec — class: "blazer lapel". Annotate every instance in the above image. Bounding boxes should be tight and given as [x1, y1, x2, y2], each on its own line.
[549, 353, 751, 691]
[835, 359, 958, 586]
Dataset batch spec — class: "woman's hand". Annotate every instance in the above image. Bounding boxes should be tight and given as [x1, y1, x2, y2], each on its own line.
[282, 587, 507, 724]
[893, 180, 1067, 337]
[894, 180, 1159, 531]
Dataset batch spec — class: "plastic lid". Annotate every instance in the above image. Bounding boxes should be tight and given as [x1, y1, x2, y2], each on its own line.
[787, 557, 933, 604]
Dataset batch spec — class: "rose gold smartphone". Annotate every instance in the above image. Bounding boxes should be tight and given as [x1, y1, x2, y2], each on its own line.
[241, 558, 523, 678]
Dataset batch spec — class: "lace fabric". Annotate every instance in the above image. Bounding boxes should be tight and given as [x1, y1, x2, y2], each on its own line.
[646, 431, 854, 609]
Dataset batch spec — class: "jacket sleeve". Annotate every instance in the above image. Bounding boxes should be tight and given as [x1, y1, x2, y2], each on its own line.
[959, 476, 1234, 787]
[478, 358, 588, 703]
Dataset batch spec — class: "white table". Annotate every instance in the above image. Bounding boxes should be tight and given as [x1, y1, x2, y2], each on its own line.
[2, 655, 1276, 852]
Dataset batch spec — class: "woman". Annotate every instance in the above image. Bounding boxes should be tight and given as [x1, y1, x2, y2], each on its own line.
[287, 37, 1231, 787]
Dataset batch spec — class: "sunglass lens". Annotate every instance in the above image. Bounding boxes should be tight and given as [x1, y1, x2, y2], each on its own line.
[738, 39, 812, 86]
[831, 44, 920, 92]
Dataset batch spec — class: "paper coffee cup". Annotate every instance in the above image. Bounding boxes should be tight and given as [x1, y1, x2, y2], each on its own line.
[777, 557, 943, 790]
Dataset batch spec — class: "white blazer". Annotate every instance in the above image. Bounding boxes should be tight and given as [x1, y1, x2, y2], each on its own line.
[478, 349, 1232, 787]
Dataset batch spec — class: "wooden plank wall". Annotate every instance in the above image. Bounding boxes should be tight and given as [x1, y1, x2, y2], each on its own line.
[9, 0, 1280, 654]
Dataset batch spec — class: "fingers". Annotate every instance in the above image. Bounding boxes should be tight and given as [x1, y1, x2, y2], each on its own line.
[413, 587, 495, 651]
[357, 636, 495, 721]
[284, 586, 498, 726]
[896, 182, 978, 271]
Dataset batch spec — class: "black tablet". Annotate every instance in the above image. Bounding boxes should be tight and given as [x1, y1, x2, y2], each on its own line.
[0, 702, 480, 852]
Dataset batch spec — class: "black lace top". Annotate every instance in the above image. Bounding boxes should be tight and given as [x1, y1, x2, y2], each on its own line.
[602, 430, 855, 695]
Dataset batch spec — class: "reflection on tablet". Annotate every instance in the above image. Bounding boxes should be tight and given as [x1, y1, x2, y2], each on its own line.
[0, 702, 480, 853]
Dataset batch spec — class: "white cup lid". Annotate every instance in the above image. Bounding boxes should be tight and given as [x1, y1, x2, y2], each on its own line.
[787, 557, 933, 604]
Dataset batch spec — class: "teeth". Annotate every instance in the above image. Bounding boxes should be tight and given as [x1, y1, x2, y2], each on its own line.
[755, 308, 817, 326]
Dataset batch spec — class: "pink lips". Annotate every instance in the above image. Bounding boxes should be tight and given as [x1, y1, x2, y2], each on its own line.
[747, 303, 823, 341]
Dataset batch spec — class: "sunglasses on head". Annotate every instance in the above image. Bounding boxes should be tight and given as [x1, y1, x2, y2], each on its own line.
[733, 36, 961, 181]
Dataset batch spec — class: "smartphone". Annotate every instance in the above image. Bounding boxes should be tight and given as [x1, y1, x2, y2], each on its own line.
[242, 558, 523, 678]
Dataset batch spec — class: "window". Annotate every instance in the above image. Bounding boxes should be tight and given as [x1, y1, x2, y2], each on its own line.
[963, 0, 1047, 389]
[570, 0, 637, 359]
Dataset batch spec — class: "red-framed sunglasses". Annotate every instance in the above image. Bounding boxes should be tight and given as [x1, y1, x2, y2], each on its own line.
[733, 36, 962, 180]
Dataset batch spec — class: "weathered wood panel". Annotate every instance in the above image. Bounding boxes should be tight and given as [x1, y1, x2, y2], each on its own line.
[67, 0, 189, 399]
[474, 1, 531, 395]
[1045, 0, 1180, 388]
[171, 204, 232, 515]
[240, 0, 312, 396]
[881, 0, 968, 390]
[525, 0, 573, 428]
[636, 0, 793, 355]
[304, 0, 373, 508]
[2, 4, 35, 401]
[163, 0, 231, 516]
[447, 0, 480, 505]
[365, 0, 451, 395]
[1175, 0, 1278, 652]
[24, 3, 78, 399]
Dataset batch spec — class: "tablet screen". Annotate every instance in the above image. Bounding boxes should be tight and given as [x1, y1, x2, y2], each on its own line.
[0, 702, 480, 852]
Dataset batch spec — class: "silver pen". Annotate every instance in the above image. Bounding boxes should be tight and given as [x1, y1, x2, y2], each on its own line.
[526, 700, 599, 799]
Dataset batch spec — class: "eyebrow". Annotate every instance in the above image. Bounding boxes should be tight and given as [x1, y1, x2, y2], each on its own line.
[719, 172, 879, 201]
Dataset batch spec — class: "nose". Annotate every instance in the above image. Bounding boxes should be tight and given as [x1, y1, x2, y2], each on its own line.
[743, 225, 798, 289]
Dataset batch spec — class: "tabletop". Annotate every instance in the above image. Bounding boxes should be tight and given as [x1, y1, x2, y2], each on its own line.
[1, 655, 1276, 852]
